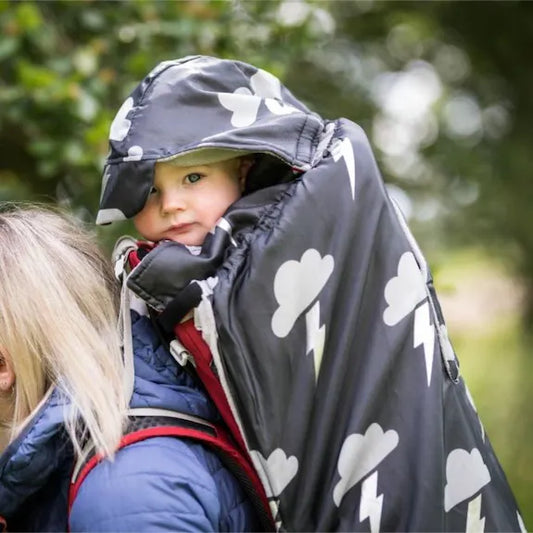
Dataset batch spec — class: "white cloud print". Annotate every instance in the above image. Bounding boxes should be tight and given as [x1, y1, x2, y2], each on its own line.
[383, 251, 427, 326]
[271, 248, 334, 338]
[218, 69, 299, 128]
[444, 448, 491, 512]
[333, 423, 399, 507]
[109, 97, 134, 142]
[251, 69, 299, 116]
[250, 448, 299, 498]
[218, 87, 261, 128]
[123, 145, 143, 161]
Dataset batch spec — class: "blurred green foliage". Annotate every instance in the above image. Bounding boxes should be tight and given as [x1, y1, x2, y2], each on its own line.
[1, 0, 532, 323]
[0, 0, 335, 243]
[290, 1, 533, 327]
[1, 0, 532, 521]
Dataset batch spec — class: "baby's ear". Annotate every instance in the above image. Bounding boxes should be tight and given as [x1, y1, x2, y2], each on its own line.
[238, 156, 255, 191]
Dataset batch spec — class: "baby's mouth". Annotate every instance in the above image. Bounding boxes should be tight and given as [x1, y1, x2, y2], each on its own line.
[169, 222, 194, 232]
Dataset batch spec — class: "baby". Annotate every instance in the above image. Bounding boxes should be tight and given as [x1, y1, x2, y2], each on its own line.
[134, 154, 253, 246]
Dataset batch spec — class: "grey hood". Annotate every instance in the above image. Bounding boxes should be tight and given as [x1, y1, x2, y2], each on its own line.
[97, 55, 323, 224]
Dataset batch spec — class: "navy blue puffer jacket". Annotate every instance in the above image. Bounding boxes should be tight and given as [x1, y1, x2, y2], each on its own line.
[0, 310, 260, 532]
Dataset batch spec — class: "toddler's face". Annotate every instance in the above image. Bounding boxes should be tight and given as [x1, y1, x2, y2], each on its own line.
[133, 157, 250, 246]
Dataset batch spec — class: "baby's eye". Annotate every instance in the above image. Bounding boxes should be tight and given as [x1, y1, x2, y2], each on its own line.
[149, 185, 158, 195]
[185, 173, 202, 184]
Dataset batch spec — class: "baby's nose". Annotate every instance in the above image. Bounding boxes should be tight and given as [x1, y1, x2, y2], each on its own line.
[161, 190, 186, 214]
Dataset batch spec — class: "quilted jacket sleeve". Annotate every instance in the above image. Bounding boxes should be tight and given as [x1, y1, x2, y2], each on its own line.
[69, 436, 254, 532]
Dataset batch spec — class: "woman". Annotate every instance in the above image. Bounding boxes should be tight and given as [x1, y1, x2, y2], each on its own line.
[0, 204, 260, 531]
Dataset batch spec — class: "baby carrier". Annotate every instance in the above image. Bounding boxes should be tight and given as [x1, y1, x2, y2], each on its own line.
[69, 409, 274, 530]
[68, 239, 275, 531]
[96, 56, 525, 531]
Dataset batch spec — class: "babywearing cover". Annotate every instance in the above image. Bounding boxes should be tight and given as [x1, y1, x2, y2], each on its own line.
[97, 56, 525, 532]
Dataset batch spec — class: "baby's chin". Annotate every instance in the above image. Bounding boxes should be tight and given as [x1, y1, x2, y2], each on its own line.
[157, 227, 208, 247]
[170, 234, 205, 245]
[160, 236, 204, 247]
[165, 238, 203, 256]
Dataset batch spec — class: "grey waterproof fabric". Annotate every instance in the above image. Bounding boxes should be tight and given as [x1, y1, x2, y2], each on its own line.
[97, 56, 524, 532]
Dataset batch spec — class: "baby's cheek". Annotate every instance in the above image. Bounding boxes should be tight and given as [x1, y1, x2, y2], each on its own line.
[133, 208, 155, 236]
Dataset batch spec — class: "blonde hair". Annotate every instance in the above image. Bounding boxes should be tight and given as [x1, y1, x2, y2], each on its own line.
[0, 203, 127, 457]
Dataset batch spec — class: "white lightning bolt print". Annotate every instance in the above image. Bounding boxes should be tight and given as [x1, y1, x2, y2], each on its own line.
[305, 300, 326, 381]
[216, 217, 237, 246]
[331, 138, 356, 200]
[466, 494, 485, 533]
[359, 472, 383, 533]
[517, 511, 527, 533]
[413, 301, 435, 387]
[268, 499, 283, 532]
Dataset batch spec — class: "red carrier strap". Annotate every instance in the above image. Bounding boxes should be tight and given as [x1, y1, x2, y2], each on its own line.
[174, 322, 274, 529]
[175, 319, 249, 453]
[68, 415, 274, 532]
[127, 241, 155, 269]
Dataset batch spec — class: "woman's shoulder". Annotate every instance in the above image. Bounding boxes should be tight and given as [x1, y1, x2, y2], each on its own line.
[69, 435, 258, 532]
[108, 434, 228, 486]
